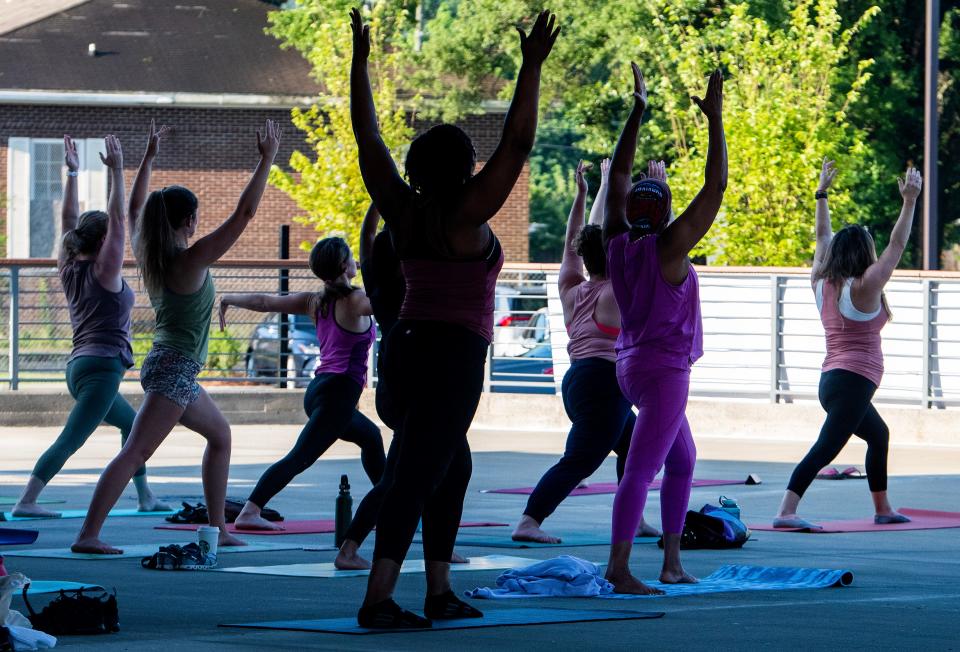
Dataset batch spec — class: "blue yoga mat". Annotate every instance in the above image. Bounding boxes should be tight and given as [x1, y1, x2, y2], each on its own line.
[0, 528, 39, 545]
[220, 607, 664, 635]
[447, 534, 658, 549]
[1, 508, 176, 521]
[19, 581, 104, 596]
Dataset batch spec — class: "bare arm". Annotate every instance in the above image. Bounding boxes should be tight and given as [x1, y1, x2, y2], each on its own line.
[350, 9, 412, 224]
[219, 292, 318, 330]
[658, 70, 727, 270]
[128, 120, 171, 234]
[458, 11, 560, 227]
[860, 167, 922, 293]
[559, 160, 590, 297]
[603, 63, 647, 245]
[359, 202, 380, 265]
[61, 135, 80, 235]
[93, 136, 126, 292]
[810, 157, 838, 284]
[587, 158, 610, 226]
[183, 119, 281, 270]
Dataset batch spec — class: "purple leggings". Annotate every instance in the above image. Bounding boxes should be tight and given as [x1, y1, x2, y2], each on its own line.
[612, 360, 696, 543]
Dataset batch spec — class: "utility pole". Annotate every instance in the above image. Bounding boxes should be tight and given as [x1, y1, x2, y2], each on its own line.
[923, 0, 940, 270]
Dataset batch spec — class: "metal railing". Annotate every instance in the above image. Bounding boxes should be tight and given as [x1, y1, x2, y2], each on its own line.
[2, 259, 959, 407]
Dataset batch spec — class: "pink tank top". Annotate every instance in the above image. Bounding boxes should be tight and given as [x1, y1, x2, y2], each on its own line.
[607, 232, 703, 370]
[566, 280, 619, 363]
[315, 298, 376, 387]
[399, 237, 504, 343]
[818, 279, 887, 386]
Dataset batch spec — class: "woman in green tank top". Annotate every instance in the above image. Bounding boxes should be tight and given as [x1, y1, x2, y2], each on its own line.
[73, 119, 283, 555]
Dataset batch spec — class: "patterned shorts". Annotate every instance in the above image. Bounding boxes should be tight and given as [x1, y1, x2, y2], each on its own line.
[141, 345, 202, 408]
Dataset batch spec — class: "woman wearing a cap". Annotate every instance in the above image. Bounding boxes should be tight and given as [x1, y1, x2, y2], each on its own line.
[601, 63, 727, 594]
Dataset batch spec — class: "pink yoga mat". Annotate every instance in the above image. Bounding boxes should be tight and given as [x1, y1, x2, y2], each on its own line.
[155, 520, 508, 535]
[749, 508, 960, 533]
[482, 478, 745, 496]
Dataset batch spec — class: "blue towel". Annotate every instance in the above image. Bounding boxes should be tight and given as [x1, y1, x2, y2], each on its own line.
[465, 556, 615, 599]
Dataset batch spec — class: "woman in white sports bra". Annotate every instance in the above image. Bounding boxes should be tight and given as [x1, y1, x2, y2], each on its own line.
[774, 157, 922, 530]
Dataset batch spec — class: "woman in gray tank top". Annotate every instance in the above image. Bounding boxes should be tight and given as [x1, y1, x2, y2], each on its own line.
[12, 134, 168, 518]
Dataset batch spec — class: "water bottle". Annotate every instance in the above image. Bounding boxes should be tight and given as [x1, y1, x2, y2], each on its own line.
[719, 495, 741, 520]
[335, 474, 353, 548]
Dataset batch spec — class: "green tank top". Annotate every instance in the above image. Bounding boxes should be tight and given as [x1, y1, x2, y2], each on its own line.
[150, 271, 215, 364]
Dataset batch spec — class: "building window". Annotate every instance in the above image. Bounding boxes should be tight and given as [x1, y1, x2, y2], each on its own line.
[6, 137, 107, 258]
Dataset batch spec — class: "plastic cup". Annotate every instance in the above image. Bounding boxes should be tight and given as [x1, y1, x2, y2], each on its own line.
[197, 526, 220, 566]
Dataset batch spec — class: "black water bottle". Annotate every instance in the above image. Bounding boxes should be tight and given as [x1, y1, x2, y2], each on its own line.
[335, 474, 353, 548]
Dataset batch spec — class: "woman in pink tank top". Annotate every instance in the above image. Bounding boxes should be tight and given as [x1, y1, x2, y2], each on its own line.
[602, 64, 727, 595]
[219, 237, 385, 532]
[774, 159, 923, 530]
[511, 159, 658, 545]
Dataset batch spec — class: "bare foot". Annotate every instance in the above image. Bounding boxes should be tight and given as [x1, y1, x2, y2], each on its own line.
[604, 570, 664, 595]
[660, 567, 698, 584]
[71, 538, 123, 554]
[335, 548, 372, 570]
[11, 503, 62, 518]
[512, 515, 561, 544]
[219, 531, 247, 547]
[450, 551, 470, 564]
[233, 513, 284, 531]
[137, 496, 173, 512]
[637, 520, 661, 538]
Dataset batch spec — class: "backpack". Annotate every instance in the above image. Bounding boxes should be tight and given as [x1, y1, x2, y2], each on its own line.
[658, 504, 751, 550]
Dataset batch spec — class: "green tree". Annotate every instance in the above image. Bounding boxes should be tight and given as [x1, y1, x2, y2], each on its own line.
[266, 1, 419, 253]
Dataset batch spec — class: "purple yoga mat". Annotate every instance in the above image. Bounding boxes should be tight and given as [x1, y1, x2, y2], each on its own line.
[481, 478, 746, 496]
[750, 508, 960, 533]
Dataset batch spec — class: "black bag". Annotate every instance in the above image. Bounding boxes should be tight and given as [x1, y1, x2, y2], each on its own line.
[658, 508, 751, 550]
[22, 586, 119, 635]
[166, 500, 283, 524]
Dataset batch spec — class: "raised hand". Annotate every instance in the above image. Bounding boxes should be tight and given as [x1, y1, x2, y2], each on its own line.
[98, 135, 123, 170]
[599, 158, 611, 182]
[350, 7, 370, 62]
[818, 157, 838, 192]
[256, 119, 283, 161]
[898, 166, 922, 201]
[647, 159, 667, 182]
[631, 62, 647, 112]
[144, 119, 172, 161]
[64, 135, 80, 172]
[692, 69, 723, 120]
[574, 160, 590, 194]
[517, 10, 560, 66]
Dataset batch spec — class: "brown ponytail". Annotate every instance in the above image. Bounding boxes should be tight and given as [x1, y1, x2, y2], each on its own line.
[61, 210, 108, 263]
[135, 186, 197, 294]
[308, 237, 356, 318]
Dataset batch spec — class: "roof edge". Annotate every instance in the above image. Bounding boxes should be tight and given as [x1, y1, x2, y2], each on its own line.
[0, 89, 317, 109]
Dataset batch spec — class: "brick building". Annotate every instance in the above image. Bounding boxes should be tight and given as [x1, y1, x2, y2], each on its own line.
[0, 0, 530, 262]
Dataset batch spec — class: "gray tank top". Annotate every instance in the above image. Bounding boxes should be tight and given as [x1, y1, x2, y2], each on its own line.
[59, 260, 135, 367]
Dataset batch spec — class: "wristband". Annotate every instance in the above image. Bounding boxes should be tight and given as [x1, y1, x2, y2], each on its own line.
[66, 170, 78, 177]
[815, 190, 828, 200]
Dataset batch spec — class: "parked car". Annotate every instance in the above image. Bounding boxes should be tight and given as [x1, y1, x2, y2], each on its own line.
[490, 341, 554, 394]
[245, 313, 320, 387]
[494, 283, 548, 357]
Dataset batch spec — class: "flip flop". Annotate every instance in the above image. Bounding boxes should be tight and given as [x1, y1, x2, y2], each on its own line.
[840, 467, 867, 479]
[816, 467, 843, 480]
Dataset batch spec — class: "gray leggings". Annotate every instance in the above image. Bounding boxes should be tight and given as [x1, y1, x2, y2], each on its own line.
[32, 355, 145, 483]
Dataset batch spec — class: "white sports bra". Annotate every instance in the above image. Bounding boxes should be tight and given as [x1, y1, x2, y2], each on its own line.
[815, 278, 881, 322]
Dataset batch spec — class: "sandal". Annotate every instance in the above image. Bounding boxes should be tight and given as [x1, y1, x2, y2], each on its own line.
[141, 543, 209, 570]
[840, 467, 867, 479]
[816, 467, 843, 480]
[164, 502, 209, 525]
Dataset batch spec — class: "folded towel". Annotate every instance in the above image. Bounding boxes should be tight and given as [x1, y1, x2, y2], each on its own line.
[465, 555, 614, 599]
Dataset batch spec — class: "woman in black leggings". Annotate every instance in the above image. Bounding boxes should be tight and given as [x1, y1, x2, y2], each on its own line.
[774, 158, 922, 529]
[350, 8, 559, 628]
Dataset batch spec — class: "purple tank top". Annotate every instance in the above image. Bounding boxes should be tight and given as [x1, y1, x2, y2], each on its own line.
[606, 232, 703, 369]
[818, 279, 887, 386]
[59, 260, 135, 367]
[399, 237, 504, 343]
[566, 280, 619, 363]
[314, 298, 376, 387]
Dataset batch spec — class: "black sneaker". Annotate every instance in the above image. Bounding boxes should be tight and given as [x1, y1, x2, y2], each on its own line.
[357, 599, 432, 629]
[424, 590, 483, 620]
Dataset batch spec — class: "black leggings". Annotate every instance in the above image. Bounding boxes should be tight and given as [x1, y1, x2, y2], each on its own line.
[372, 320, 487, 563]
[787, 368, 889, 496]
[247, 373, 386, 509]
[523, 358, 633, 524]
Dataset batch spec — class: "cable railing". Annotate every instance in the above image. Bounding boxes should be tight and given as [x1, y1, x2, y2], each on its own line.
[1, 259, 959, 407]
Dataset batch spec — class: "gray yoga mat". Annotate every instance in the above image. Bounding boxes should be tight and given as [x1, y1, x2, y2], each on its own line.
[4, 541, 304, 560]
[220, 607, 665, 635]
[444, 533, 659, 549]
[216, 554, 539, 579]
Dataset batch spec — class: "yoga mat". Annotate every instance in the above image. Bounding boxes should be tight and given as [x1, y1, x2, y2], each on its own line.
[156, 519, 508, 535]
[20, 581, 104, 596]
[216, 554, 539, 579]
[749, 508, 960, 533]
[1, 508, 176, 521]
[438, 533, 659, 549]
[467, 564, 853, 600]
[220, 607, 664, 635]
[0, 498, 64, 506]
[0, 528, 39, 545]
[4, 541, 307, 560]
[481, 478, 746, 496]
